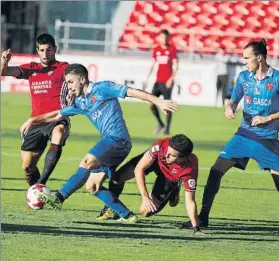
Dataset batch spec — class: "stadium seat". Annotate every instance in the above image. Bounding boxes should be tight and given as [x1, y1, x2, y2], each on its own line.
[118, 1, 279, 57]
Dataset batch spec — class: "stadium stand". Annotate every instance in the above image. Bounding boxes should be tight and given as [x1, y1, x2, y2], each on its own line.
[118, 1, 279, 56]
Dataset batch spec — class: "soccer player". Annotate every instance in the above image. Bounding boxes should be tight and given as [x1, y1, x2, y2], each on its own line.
[1, 33, 70, 186]
[97, 134, 204, 234]
[20, 63, 178, 222]
[186, 39, 279, 228]
[143, 29, 178, 135]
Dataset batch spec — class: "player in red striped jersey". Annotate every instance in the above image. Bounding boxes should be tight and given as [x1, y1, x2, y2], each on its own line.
[143, 29, 178, 135]
[1, 33, 71, 186]
[97, 134, 204, 234]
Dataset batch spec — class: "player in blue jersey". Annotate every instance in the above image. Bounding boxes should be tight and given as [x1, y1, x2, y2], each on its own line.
[184, 39, 279, 229]
[20, 63, 178, 222]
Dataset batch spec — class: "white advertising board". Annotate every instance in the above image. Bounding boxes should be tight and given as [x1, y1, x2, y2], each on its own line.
[1, 54, 218, 106]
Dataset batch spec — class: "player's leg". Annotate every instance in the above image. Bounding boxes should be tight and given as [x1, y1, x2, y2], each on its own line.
[198, 157, 236, 226]
[271, 171, 279, 191]
[21, 151, 42, 186]
[39, 153, 101, 210]
[251, 140, 279, 192]
[161, 83, 173, 135]
[142, 174, 179, 217]
[168, 181, 181, 207]
[21, 124, 49, 186]
[96, 153, 145, 220]
[86, 172, 137, 223]
[150, 82, 165, 134]
[39, 119, 70, 184]
[199, 135, 252, 227]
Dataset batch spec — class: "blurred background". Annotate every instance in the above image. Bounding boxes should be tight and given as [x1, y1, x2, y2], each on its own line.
[1, 1, 279, 105]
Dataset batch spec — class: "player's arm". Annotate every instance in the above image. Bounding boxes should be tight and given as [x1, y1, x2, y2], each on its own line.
[251, 111, 279, 126]
[1, 49, 21, 78]
[166, 57, 178, 88]
[185, 190, 199, 229]
[126, 87, 178, 115]
[134, 151, 158, 214]
[143, 59, 156, 89]
[20, 110, 63, 136]
[225, 72, 244, 120]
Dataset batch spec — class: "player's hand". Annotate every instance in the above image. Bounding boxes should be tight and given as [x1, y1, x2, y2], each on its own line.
[20, 118, 33, 137]
[224, 105, 236, 119]
[166, 79, 173, 89]
[1, 49, 11, 63]
[157, 99, 178, 115]
[142, 81, 148, 90]
[66, 91, 75, 106]
[140, 196, 158, 214]
[251, 115, 270, 126]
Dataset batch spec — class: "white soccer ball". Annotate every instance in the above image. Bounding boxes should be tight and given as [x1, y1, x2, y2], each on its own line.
[26, 184, 51, 210]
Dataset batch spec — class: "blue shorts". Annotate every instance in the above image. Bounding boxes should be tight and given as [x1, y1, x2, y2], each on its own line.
[89, 137, 132, 178]
[219, 134, 279, 171]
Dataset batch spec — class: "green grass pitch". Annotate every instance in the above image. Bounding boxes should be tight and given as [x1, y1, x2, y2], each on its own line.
[1, 93, 278, 261]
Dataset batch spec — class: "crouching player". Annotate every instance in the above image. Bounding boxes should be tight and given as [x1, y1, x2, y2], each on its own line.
[98, 134, 205, 235]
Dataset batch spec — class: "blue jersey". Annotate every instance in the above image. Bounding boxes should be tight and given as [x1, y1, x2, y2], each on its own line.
[232, 67, 279, 139]
[60, 81, 131, 141]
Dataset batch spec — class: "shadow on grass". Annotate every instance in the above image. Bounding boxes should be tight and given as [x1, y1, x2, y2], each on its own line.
[1, 181, 276, 192]
[2, 223, 278, 242]
[2, 129, 226, 151]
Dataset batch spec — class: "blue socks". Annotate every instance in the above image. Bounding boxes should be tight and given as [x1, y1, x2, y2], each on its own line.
[59, 167, 90, 199]
[57, 167, 131, 218]
[94, 187, 130, 218]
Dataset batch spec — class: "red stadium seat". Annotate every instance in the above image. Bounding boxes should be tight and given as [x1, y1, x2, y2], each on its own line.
[118, 1, 279, 56]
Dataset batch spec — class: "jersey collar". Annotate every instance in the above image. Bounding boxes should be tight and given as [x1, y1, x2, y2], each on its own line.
[249, 66, 274, 79]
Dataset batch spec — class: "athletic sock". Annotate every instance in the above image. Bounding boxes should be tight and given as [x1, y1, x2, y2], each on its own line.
[38, 143, 62, 184]
[59, 167, 90, 199]
[165, 111, 172, 133]
[108, 180, 125, 198]
[94, 187, 130, 217]
[25, 167, 41, 186]
[199, 167, 224, 218]
[151, 105, 165, 127]
[271, 173, 279, 191]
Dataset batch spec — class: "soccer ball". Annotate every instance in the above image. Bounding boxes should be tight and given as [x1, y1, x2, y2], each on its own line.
[26, 184, 51, 210]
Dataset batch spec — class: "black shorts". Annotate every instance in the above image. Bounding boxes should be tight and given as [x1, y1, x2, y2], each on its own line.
[21, 118, 70, 152]
[114, 152, 180, 215]
[152, 82, 173, 100]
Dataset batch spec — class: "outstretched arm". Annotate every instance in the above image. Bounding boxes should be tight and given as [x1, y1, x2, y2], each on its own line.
[1, 49, 21, 77]
[134, 151, 158, 214]
[20, 110, 63, 136]
[126, 87, 178, 115]
[143, 60, 156, 89]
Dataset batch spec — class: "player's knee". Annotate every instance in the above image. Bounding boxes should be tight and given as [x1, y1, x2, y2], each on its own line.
[85, 183, 98, 194]
[51, 125, 65, 142]
[79, 156, 100, 170]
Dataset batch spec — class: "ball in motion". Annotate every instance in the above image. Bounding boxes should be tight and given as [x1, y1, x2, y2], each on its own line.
[26, 184, 51, 210]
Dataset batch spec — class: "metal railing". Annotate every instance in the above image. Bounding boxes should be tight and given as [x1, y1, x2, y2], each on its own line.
[54, 19, 113, 53]
[54, 19, 279, 61]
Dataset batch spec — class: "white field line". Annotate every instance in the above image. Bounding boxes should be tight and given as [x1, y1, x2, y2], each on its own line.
[1, 152, 268, 175]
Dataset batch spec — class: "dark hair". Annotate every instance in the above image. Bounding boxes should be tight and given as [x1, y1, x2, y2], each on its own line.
[160, 29, 171, 38]
[36, 33, 56, 48]
[244, 39, 267, 59]
[160, 29, 171, 46]
[64, 63, 89, 79]
[169, 134, 193, 157]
